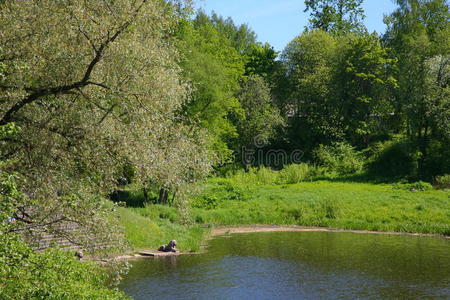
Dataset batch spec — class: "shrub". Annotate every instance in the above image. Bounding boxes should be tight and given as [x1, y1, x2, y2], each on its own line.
[314, 142, 364, 175]
[276, 164, 326, 184]
[367, 139, 418, 179]
[254, 167, 278, 184]
[1, 174, 126, 299]
[276, 164, 310, 184]
[393, 181, 433, 192]
[230, 167, 278, 185]
[191, 180, 251, 209]
[0, 240, 128, 300]
[420, 140, 450, 180]
[435, 174, 450, 190]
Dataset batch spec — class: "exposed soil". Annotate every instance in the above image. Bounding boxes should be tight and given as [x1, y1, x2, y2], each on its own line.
[210, 225, 450, 239]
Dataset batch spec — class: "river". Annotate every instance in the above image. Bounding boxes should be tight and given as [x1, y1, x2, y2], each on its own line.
[119, 231, 450, 299]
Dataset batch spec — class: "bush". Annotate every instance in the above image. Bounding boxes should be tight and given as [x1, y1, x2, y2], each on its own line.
[421, 140, 450, 179]
[435, 174, 450, 190]
[0, 241, 128, 300]
[229, 165, 326, 185]
[276, 164, 325, 184]
[314, 142, 364, 175]
[0, 174, 126, 299]
[393, 181, 433, 192]
[230, 167, 278, 185]
[367, 139, 418, 179]
[191, 180, 251, 209]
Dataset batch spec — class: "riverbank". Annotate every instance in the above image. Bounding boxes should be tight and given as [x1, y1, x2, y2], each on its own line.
[189, 178, 450, 235]
[114, 178, 450, 259]
[210, 225, 450, 239]
[101, 223, 449, 264]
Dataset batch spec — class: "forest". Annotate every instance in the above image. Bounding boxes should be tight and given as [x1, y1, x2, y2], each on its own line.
[0, 0, 449, 299]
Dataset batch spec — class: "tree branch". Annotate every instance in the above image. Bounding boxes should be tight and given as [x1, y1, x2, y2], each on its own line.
[0, 0, 147, 126]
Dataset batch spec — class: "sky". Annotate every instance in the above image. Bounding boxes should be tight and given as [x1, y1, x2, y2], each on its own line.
[194, 0, 398, 51]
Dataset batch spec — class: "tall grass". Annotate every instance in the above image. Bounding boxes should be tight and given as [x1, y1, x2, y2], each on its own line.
[229, 164, 326, 185]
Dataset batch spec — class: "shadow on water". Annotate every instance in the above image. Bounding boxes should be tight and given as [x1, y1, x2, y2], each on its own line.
[119, 231, 450, 300]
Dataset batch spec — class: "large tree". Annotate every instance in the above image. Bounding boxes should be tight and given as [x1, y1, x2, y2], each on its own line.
[304, 0, 366, 33]
[233, 75, 285, 150]
[281, 30, 341, 151]
[384, 0, 449, 153]
[0, 0, 211, 248]
[178, 13, 245, 162]
[332, 33, 398, 147]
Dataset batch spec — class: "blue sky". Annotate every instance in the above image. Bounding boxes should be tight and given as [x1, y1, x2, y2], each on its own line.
[194, 0, 398, 51]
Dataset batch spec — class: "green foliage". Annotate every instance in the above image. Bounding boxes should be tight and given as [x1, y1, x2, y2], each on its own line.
[233, 75, 285, 149]
[383, 0, 450, 178]
[226, 164, 326, 185]
[0, 174, 127, 300]
[367, 139, 418, 179]
[314, 142, 364, 175]
[244, 43, 279, 79]
[281, 30, 342, 150]
[191, 179, 251, 209]
[178, 16, 245, 161]
[0, 0, 211, 249]
[304, 0, 366, 33]
[393, 181, 433, 192]
[435, 174, 450, 189]
[332, 33, 397, 146]
[276, 164, 326, 184]
[200, 11, 258, 54]
[0, 243, 128, 300]
[230, 167, 279, 185]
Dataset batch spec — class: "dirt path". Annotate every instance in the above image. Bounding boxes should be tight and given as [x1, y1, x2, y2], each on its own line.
[210, 225, 450, 239]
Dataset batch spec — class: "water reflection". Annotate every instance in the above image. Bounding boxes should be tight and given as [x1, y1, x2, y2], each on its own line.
[120, 232, 450, 299]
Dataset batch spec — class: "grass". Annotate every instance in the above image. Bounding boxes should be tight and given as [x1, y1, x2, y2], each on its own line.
[115, 166, 450, 253]
[189, 177, 450, 236]
[116, 206, 208, 252]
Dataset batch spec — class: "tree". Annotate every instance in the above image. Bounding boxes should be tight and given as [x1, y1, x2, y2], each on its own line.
[332, 33, 398, 147]
[382, 0, 450, 177]
[0, 0, 210, 248]
[234, 75, 285, 150]
[384, 0, 449, 149]
[304, 0, 366, 33]
[178, 14, 245, 162]
[207, 11, 258, 55]
[281, 30, 342, 152]
[245, 43, 279, 81]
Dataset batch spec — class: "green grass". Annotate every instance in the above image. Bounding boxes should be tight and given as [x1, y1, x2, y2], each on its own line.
[116, 206, 208, 252]
[189, 178, 450, 235]
[115, 169, 450, 253]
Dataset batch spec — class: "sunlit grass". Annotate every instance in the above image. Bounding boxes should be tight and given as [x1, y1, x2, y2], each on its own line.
[116, 207, 208, 252]
[189, 178, 450, 235]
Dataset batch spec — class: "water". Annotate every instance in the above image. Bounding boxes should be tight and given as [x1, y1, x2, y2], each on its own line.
[119, 232, 450, 299]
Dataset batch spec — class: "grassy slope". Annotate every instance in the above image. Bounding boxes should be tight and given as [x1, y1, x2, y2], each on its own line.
[116, 206, 208, 252]
[190, 178, 450, 235]
[116, 177, 449, 252]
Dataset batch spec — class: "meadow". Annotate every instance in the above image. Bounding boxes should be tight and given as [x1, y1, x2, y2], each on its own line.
[117, 166, 450, 252]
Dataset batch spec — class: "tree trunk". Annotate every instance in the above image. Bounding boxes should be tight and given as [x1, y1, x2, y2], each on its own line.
[158, 188, 169, 205]
[143, 187, 149, 203]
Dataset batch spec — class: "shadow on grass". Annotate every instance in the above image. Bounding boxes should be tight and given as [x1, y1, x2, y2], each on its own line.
[313, 172, 409, 184]
[110, 188, 158, 208]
